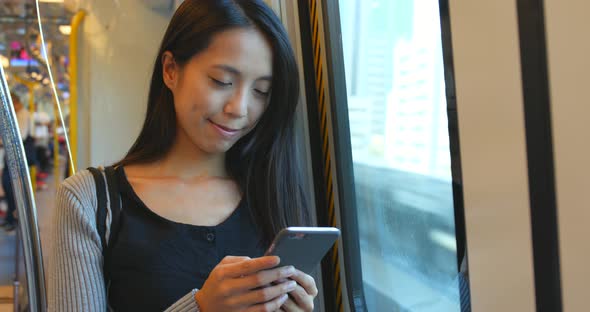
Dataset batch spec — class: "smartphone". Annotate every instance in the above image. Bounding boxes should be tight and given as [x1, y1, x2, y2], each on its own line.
[265, 227, 341, 274]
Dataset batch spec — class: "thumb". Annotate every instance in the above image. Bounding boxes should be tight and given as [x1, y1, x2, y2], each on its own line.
[220, 255, 251, 264]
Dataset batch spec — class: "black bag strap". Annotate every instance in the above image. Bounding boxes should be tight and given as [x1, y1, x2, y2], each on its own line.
[88, 167, 108, 252]
[104, 166, 121, 251]
[88, 166, 122, 308]
[87, 166, 122, 258]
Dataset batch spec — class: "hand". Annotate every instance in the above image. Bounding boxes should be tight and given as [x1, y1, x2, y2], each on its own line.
[195, 256, 298, 312]
[279, 270, 318, 312]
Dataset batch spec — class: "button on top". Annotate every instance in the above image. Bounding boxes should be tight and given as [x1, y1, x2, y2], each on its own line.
[206, 232, 215, 242]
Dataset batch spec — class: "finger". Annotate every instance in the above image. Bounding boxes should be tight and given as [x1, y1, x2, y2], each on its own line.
[270, 277, 290, 287]
[281, 298, 300, 312]
[220, 255, 251, 264]
[223, 256, 281, 278]
[236, 266, 295, 291]
[290, 270, 318, 297]
[288, 285, 314, 311]
[244, 294, 289, 312]
[232, 279, 297, 307]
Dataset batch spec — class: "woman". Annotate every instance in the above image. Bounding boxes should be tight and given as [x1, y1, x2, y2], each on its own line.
[49, 1, 317, 311]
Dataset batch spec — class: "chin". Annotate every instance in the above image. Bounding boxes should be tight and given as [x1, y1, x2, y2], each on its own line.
[202, 141, 237, 155]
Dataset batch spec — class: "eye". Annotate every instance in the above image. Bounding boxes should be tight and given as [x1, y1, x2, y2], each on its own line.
[254, 88, 270, 97]
[209, 77, 232, 87]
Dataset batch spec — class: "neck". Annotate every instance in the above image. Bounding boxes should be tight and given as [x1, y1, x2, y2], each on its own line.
[155, 129, 227, 180]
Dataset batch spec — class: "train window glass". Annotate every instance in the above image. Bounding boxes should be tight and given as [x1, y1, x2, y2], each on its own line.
[338, 0, 461, 310]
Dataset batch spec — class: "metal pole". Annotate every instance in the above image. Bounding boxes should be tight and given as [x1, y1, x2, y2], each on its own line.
[0, 65, 46, 311]
[13, 225, 20, 312]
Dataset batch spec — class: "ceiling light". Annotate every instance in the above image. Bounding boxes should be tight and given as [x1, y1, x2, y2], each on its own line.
[59, 25, 71, 35]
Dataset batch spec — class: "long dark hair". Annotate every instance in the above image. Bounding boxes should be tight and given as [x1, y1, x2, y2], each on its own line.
[116, 0, 310, 246]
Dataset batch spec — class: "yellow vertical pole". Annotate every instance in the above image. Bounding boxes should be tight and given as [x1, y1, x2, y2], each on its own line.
[68, 10, 86, 176]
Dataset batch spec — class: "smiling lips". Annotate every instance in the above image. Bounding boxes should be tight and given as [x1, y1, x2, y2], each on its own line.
[208, 119, 242, 138]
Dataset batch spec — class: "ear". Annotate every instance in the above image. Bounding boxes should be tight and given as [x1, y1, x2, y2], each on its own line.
[162, 51, 179, 90]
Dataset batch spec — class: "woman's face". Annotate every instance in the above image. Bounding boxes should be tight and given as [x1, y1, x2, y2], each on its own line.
[162, 27, 273, 155]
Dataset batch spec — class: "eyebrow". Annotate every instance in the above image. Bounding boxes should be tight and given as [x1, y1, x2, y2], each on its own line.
[213, 64, 272, 81]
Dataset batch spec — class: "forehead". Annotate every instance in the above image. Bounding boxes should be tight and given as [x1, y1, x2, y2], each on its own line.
[189, 28, 273, 78]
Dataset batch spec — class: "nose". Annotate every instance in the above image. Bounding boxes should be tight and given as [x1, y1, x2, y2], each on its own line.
[223, 88, 248, 118]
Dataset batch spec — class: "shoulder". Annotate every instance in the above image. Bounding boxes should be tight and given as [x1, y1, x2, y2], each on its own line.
[57, 169, 100, 219]
[60, 169, 98, 199]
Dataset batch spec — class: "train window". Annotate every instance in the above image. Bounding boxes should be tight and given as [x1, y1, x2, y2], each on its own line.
[338, 0, 462, 310]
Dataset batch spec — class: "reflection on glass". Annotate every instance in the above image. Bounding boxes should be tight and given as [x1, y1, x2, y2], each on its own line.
[339, 0, 460, 310]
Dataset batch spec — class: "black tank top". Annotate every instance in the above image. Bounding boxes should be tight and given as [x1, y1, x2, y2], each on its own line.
[106, 166, 265, 311]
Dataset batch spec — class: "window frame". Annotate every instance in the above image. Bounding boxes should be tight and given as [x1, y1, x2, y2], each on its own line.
[309, 0, 471, 310]
[297, 0, 367, 311]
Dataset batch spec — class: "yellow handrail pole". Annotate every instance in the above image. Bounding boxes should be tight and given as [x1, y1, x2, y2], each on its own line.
[68, 10, 86, 176]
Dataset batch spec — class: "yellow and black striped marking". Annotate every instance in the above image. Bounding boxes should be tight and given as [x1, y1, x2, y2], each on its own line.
[307, 0, 343, 311]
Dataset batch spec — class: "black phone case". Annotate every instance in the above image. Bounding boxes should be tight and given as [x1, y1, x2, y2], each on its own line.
[265, 228, 340, 274]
